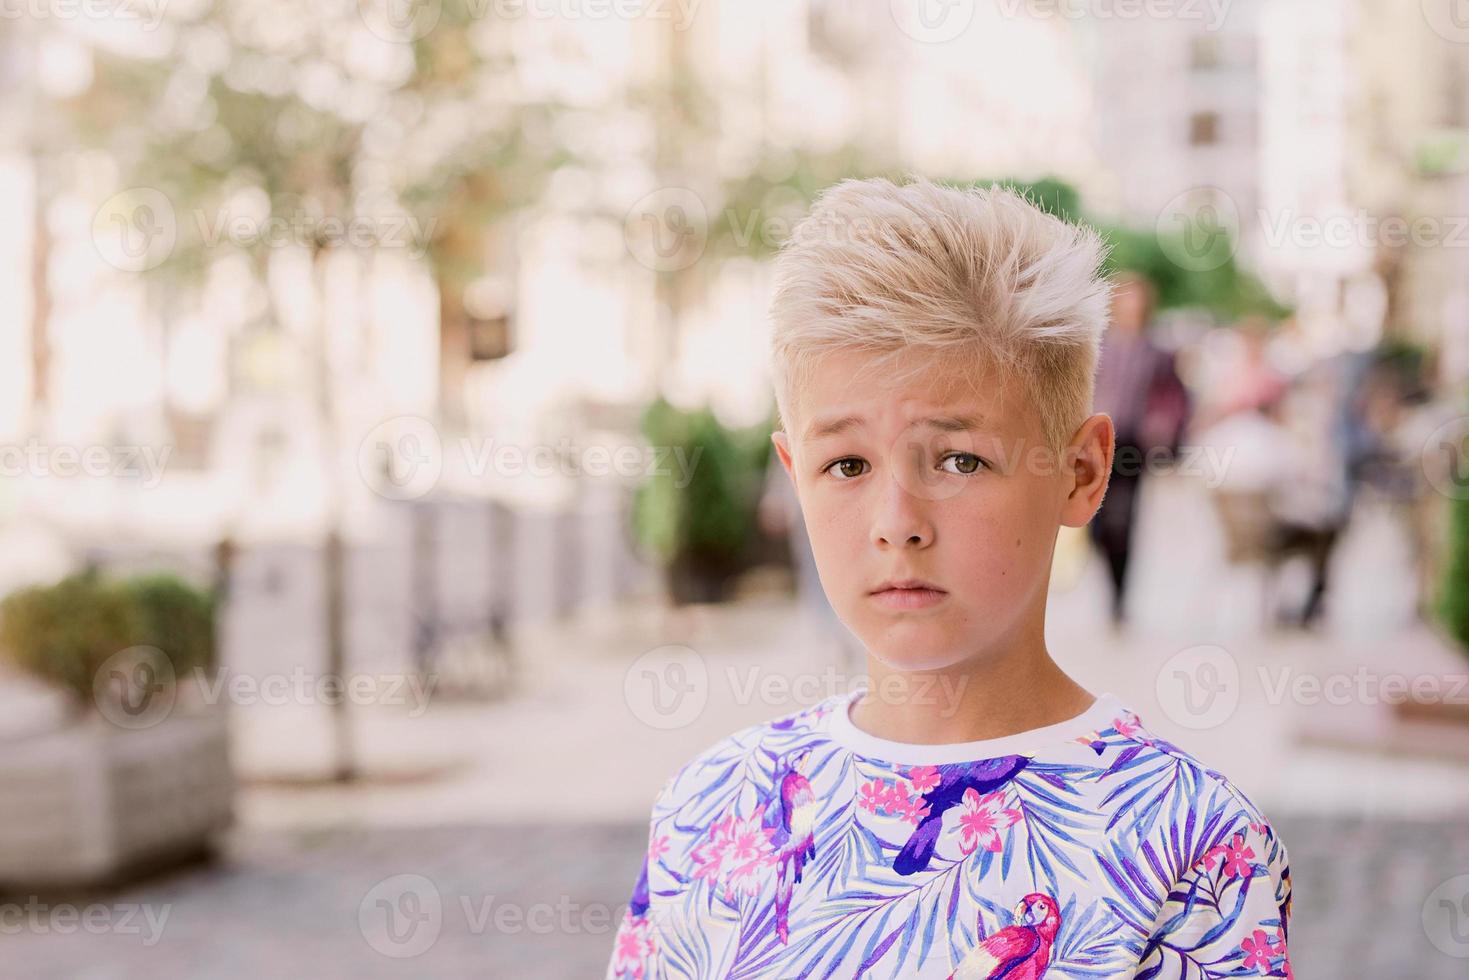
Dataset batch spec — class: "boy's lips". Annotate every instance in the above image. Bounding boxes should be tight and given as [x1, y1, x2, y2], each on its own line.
[868, 578, 947, 610]
[869, 577, 945, 594]
[869, 587, 947, 610]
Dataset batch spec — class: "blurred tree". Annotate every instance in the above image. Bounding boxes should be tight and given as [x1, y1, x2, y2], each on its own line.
[61, 1, 574, 780]
[67, 1, 573, 425]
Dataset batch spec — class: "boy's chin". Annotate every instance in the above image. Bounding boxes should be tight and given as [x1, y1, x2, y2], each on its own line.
[861, 642, 972, 675]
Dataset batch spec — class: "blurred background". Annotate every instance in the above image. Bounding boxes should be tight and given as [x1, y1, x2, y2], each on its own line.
[3, 1, 1469, 977]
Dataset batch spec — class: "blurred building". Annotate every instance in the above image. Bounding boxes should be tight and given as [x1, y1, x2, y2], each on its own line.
[1085, 0, 1469, 378]
[1084, 0, 1265, 239]
[6, 0, 1469, 562]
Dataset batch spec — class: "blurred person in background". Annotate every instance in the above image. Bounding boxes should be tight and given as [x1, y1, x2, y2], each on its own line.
[1348, 343, 1454, 620]
[1196, 324, 1357, 629]
[1191, 316, 1289, 433]
[1089, 272, 1191, 626]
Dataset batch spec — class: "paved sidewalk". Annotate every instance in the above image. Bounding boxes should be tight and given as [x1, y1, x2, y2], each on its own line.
[5, 813, 1469, 979]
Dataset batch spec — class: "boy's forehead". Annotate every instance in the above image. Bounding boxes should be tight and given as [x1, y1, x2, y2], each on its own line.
[795, 359, 1015, 442]
[812, 346, 991, 387]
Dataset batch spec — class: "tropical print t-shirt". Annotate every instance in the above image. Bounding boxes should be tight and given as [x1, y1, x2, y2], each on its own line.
[606, 689, 1292, 979]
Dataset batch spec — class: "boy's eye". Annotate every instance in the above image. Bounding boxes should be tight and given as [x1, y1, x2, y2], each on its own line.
[940, 452, 986, 475]
[823, 458, 867, 480]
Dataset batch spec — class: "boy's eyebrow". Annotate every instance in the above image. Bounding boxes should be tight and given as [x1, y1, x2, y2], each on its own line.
[804, 414, 983, 442]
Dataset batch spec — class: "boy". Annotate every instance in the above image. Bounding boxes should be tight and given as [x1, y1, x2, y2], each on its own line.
[607, 177, 1292, 979]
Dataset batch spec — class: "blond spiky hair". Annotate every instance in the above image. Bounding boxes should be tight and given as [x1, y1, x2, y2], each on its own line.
[768, 175, 1112, 451]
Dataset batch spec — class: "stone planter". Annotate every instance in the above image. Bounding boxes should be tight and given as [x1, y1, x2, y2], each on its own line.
[0, 706, 233, 889]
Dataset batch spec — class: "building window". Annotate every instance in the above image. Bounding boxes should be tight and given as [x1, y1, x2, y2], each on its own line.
[1190, 36, 1223, 71]
[1189, 111, 1221, 146]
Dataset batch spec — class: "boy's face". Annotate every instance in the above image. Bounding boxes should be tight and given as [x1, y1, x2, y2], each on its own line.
[771, 349, 1113, 674]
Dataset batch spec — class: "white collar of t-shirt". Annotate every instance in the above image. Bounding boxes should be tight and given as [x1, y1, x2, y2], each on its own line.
[826, 688, 1126, 766]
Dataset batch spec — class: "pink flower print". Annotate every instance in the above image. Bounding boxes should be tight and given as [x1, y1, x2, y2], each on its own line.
[955, 788, 1022, 856]
[857, 779, 887, 813]
[691, 814, 733, 882]
[1250, 821, 1269, 837]
[613, 910, 654, 978]
[1274, 924, 1292, 978]
[1114, 712, 1146, 741]
[889, 793, 931, 826]
[1240, 929, 1276, 971]
[647, 834, 670, 863]
[1218, 834, 1256, 879]
[857, 776, 933, 824]
[907, 766, 941, 793]
[690, 806, 778, 902]
[731, 824, 766, 862]
[883, 781, 913, 810]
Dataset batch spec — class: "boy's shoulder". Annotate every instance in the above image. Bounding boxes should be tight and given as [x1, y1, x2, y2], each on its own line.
[651, 695, 843, 811]
[1101, 704, 1283, 851]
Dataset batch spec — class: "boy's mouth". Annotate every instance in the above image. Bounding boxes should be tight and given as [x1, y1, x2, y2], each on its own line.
[868, 578, 948, 610]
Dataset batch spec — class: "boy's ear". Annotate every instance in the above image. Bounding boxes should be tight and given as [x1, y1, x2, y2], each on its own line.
[771, 430, 795, 477]
[1059, 413, 1114, 528]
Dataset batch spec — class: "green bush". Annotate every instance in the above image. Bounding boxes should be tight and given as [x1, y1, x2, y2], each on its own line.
[0, 569, 217, 706]
[631, 397, 773, 596]
[122, 572, 218, 677]
[0, 570, 142, 704]
[1440, 427, 1469, 653]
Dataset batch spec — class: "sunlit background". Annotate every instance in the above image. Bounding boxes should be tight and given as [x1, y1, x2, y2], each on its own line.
[3, 1, 1469, 976]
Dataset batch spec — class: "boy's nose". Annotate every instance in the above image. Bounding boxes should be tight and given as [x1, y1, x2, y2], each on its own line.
[870, 479, 934, 549]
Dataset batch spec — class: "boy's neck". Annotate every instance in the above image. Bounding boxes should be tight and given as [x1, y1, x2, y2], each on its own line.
[847, 633, 1095, 746]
